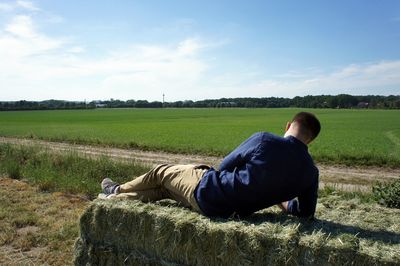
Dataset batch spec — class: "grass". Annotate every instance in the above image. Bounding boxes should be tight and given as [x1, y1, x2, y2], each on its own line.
[0, 143, 151, 198]
[0, 108, 399, 167]
[0, 144, 151, 265]
[372, 179, 400, 208]
[0, 177, 88, 265]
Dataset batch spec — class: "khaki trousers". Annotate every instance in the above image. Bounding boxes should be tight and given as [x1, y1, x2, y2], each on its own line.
[114, 164, 209, 213]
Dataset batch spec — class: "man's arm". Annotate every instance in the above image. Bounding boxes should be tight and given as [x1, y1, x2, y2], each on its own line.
[286, 181, 318, 218]
[277, 201, 288, 212]
[280, 166, 319, 218]
[219, 132, 262, 171]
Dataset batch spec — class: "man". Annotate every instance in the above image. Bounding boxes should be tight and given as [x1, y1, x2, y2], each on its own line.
[101, 112, 321, 219]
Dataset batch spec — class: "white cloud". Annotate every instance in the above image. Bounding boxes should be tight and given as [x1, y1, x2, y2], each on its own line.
[0, 13, 211, 101]
[177, 38, 201, 56]
[237, 61, 400, 97]
[184, 61, 400, 100]
[0, 1, 40, 12]
[67, 46, 85, 53]
[97, 42, 208, 100]
[5, 15, 35, 37]
[0, 15, 63, 62]
[307, 61, 400, 92]
[16, 0, 40, 11]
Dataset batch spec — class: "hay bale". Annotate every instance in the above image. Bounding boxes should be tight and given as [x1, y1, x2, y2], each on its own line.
[75, 197, 400, 266]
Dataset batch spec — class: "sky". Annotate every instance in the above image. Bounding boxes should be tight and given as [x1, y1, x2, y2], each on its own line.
[0, 0, 399, 102]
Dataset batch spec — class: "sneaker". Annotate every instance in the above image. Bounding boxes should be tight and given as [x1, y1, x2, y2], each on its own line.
[101, 178, 120, 195]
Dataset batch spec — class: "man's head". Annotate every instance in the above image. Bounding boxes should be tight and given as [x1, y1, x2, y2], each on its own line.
[285, 112, 321, 144]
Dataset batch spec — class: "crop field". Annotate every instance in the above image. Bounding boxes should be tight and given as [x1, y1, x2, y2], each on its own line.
[0, 108, 399, 167]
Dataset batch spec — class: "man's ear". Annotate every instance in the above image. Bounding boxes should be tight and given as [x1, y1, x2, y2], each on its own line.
[285, 122, 291, 132]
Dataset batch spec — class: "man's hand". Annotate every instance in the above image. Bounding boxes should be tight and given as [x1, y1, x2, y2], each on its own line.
[277, 201, 289, 212]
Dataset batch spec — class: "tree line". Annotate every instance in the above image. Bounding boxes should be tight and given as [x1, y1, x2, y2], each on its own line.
[1, 94, 399, 111]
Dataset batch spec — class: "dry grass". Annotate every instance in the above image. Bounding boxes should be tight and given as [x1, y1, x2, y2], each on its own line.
[0, 177, 88, 265]
[76, 195, 400, 266]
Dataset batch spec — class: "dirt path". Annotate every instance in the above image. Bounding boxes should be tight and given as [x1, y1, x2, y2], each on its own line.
[1, 136, 399, 192]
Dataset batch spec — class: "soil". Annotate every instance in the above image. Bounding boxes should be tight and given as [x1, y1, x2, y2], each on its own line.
[1, 136, 399, 192]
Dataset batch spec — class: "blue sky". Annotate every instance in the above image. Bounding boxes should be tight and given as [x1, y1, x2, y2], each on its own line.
[0, 0, 399, 101]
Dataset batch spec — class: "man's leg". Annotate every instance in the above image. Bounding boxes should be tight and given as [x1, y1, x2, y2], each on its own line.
[154, 164, 208, 211]
[118, 164, 169, 192]
[104, 164, 209, 212]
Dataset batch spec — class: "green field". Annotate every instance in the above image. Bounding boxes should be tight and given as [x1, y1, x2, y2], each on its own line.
[0, 108, 399, 167]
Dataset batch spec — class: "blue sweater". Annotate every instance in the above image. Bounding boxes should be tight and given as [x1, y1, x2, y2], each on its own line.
[194, 132, 319, 218]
